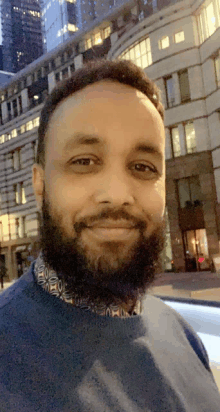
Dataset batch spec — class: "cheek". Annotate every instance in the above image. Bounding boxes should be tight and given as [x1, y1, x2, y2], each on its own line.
[141, 181, 165, 220]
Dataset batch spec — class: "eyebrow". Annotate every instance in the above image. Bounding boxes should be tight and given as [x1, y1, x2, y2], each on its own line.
[63, 133, 163, 161]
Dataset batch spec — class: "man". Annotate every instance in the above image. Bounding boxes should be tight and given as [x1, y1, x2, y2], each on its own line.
[0, 59, 219, 411]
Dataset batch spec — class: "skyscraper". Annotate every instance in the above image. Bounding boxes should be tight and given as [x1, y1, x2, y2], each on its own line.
[41, 0, 79, 52]
[1, 0, 44, 73]
[41, 0, 132, 52]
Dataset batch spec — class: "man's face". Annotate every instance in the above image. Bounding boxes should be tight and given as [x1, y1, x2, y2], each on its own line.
[33, 80, 166, 306]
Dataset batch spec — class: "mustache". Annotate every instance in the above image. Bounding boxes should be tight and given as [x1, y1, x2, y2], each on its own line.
[74, 208, 147, 234]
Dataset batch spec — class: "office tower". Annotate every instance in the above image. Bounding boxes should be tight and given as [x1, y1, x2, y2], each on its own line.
[42, 0, 133, 52]
[41, 0, 79, 52]
[1, 0, 44, 73]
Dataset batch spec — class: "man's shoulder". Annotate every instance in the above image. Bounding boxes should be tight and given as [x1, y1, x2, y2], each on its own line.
[142, 294, 211, 372]
[0, 263, 35, 311]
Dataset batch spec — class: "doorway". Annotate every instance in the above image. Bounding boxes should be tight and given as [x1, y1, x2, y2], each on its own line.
[183, 228, 210, 271]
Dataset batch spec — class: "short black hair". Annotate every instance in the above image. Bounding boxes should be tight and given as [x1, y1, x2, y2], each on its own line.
[36, 58, 164, 167]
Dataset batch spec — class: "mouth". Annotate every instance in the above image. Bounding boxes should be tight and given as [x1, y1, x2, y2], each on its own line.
[85, 221, 138, 241]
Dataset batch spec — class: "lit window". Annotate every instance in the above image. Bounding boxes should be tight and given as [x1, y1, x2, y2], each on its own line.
[11, 129, 17, 138]
[94, 32, 102, 45]
[158, 36, 169, 49]
[197, 2, 217, 43]
[85, 38, 92, 50]
[0, 135, 5, 144]
[184, 122, 196, 154]
[33, 117, 40, 128]
[26, 120, 33, 131]
[206, 2, 216, 36]
[170, 127, 181, 157]
[21, 185, 26, 204]
[103, 26, 111, 39]
[120, 37, 152, 69]
[174, 31, 185, 43]
[20, 124, 26, 134]
[68, 23, 78, 32]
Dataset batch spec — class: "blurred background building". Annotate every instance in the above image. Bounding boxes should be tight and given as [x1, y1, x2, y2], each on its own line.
[1, 0, 44, 73]
[0, 0, 220, 280]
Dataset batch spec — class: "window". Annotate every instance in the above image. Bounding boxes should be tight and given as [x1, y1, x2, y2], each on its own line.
[26, 120, 33, 131]
[214, 51, 220, 87]
[120, 37, 152, 69]
[206, 2, 216, 36]
[184, 122, 196, 154]
[14, 184, 19, 204]
[178, 69, 191, 103]
[164, 76, 175, 108]
[94, 32, 102, 45]
[85, 38, 92, 50]
[174, 31, 185, 43]
[62, 67, 69, 79]
[11, 129, 17, 138]
[177, 176, 202, 208]
[5, 133, 11, 141]
[103, 26, 111, 39]
[55, 72, 60, 82]
[70, 63, 75, 73]
[158, 36, 169, 49]
[197, 1, 217, 43]
[170, 127, 181, 157]
[12, 149, 21, 171]
[0, 135, 5, 144]
[21, 184, 26, 204]
[12, 99, 18, 117]
[20, 124, 26, 134]
[33, 117, 40, 128]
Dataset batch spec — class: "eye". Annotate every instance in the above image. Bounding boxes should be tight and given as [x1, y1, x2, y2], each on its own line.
[71, 158, 96, 166]
[131, 162, 157, 175]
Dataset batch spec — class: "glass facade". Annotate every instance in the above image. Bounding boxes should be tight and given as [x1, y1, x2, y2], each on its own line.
[42, 0, 79, 51]
[119, 38, 152, 69]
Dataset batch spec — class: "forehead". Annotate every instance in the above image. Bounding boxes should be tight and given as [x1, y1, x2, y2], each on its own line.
[46, 80, 164, 156]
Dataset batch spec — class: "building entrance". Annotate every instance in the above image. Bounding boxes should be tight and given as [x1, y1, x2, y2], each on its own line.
[183, 229, 210, 271]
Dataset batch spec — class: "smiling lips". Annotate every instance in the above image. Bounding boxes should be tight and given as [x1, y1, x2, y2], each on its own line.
[88, 220, 136, 229]
[86, 220, 138, 241]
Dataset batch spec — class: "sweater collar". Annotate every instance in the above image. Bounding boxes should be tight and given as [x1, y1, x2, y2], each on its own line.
[34, 251, 142, 317]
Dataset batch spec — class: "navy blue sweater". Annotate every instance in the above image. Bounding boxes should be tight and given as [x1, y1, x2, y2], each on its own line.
[0, 262, 220, 411]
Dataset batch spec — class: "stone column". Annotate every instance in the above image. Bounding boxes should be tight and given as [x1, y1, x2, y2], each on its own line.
[166, 178, 185, 272]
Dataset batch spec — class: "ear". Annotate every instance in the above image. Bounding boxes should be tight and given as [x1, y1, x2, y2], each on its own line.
[32, 163, 45, 210]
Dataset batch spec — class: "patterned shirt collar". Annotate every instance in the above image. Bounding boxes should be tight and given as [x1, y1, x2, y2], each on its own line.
[34, 251, 142, 318]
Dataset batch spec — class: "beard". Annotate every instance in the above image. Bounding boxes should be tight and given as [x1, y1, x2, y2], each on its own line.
[39, 189, 166, 309]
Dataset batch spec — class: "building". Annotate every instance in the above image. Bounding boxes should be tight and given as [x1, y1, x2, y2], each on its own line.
[42, 0, 138, 52]
[41, 0, 79, 52]
[0, 71, 15, 86]
[1, 0, 44, 73]
[0, 0, 220, 280]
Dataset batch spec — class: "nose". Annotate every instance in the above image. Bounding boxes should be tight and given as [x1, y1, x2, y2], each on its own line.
[94, 171, 135, 206]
